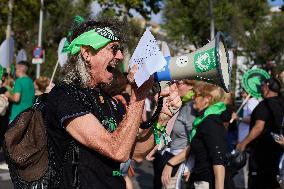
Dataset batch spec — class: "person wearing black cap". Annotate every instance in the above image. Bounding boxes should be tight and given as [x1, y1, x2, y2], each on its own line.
[237, 78, 284, 189]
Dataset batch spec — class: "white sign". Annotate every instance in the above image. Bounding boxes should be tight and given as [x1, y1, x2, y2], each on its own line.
[129, 28, 167, 87]
[32, 58, 43, 64]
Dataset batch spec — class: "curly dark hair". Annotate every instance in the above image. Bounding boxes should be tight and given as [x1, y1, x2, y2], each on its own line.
[69, 17, 128, 48]
[60, 17, 128, 88]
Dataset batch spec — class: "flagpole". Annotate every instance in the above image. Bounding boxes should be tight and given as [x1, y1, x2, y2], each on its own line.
[49, 61, 59, 86]
[36, 0, 44, 79]
[208, 0, 215, 40]
[6, 0, 13, 73]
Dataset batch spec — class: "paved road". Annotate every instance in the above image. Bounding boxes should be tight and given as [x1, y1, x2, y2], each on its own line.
[132, 161, 154, 189]
[0, 169, 13, 189]
[1, 160, 248, 189]
[0, 160, 154, 189]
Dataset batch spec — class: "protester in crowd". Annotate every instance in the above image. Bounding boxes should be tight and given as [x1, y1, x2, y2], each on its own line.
[151, 79, 196, 189]
[34, 76, 51, 96]
[220, 92, 237, 189]
[232, 90, 260, 145]
[274, 134, 284, 188]
[44, 18, 181, 189]
[280, 70, 284, 84]
[237, 78, 284, 189]
[0, 73, 13, 95]
[103, 69, 134, 189]
[5, 61, 35, 122]
[0, 73, 10, 154]
[279, 70, 284, 95]
[231, 90, 259, 189]
[103, 69, 130, 108]
[222, 92, 237, 152]
[161, 82, 228, 189]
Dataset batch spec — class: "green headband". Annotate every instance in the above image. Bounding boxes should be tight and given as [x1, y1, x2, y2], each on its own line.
[65, 27, 119, 55]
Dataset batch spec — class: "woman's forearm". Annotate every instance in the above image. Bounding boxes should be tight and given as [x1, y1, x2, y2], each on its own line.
[213, 165, 225, 189]
[168, 146, 190, 165]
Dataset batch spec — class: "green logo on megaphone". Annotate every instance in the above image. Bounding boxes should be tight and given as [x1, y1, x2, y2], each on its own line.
[194, 48, 216, 73]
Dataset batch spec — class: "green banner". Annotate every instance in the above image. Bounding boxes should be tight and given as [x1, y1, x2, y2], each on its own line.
[194, 48, 216, 73]
[242, 68, 270, 98]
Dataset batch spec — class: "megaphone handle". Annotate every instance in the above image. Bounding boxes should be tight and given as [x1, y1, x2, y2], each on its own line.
[140, 96, 164, 129]
[229, 94, 251, 123]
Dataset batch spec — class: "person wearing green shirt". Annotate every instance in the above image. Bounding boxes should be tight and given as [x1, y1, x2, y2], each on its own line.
[6, 61, 35, 121]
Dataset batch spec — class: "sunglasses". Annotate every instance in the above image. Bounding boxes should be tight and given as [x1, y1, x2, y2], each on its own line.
[193, 92, 203, 98]
[109, 44, 124, 56]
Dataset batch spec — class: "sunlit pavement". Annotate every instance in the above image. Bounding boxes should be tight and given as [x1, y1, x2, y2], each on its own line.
[0, 159, 251, 189]
[132, 160, 154, 189]
[0, 160, 154, 189]
[0, 168, 13, 189]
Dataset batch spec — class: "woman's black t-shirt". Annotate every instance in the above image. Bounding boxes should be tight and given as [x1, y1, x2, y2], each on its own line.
[190, 112, 228, 184]
[45, 84, 126, 189]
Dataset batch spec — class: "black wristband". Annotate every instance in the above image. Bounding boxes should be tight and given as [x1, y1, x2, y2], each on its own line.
[166, 162, 174, 167]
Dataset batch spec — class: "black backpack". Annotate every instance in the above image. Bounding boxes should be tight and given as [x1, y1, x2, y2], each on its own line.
[4, 94, 78, 189]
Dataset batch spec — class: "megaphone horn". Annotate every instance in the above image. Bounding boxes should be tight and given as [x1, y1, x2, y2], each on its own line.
[154, 32, 231, 93]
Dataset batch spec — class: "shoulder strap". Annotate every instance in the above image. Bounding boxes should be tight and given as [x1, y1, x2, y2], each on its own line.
[72, 144, 79, 189]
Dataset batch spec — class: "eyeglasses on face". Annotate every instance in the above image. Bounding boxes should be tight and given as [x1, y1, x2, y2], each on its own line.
[193, 91, 203, 98]
[108, 44, 124, 56]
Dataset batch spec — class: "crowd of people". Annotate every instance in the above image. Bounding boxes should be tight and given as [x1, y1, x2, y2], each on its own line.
[0, 17, 284, 189]
[0, 61, 51, 153]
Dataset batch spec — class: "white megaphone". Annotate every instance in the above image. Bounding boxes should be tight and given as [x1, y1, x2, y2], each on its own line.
[154, 32, 231, 92]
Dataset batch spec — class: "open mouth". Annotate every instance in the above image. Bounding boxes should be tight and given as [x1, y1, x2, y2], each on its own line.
[106, 61, 118, 73]
[106, 65, 115, 73]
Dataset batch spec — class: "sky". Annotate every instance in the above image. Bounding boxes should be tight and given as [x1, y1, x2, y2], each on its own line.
[91, 2, 162, 24]
[267, 0, 284, 7]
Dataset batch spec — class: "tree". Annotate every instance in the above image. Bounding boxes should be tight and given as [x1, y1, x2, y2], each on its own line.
[0, 0, 164, 79]
[96, 0, 162, 20]
[0, 0, 91, 79]
[41, 0, 91, 78]
[162, 0, 284, 71]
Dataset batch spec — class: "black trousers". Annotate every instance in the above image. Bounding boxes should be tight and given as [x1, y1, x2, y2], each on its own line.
[153, 151, 180, 189]
[249, 173, 280, 189]
[248, 148, 281, 189]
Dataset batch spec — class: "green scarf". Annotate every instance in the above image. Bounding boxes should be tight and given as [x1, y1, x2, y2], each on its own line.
[65, 27, 119, 55]
[181, 91, 194, 103]
[189, 102, 226, 142]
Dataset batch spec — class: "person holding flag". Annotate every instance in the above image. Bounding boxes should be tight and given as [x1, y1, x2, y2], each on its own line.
[237, 78, 284, 189]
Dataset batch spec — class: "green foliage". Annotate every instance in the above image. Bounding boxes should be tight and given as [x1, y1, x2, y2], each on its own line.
[0, 0, 91, 80]
[163, 0, 210, 47]
[40, 0, 91, 78]
[97, 0, 162, 19]
[0, 0, 163, 79]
